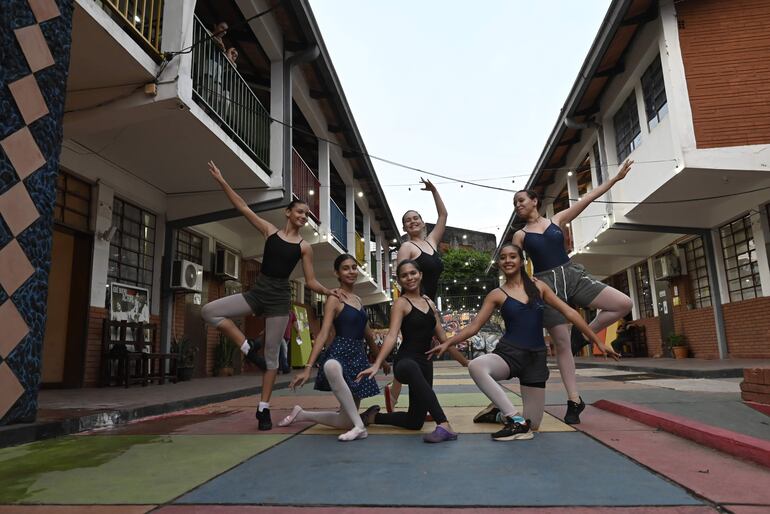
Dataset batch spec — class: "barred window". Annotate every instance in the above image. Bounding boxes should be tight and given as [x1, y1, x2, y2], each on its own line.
[641, 55, 668, 129]
[682, 237, 711, 308]
[604, 270, 630, 297]
[55, 171, 91, 232]
[592, 142, 604, 186]
[720, 215, 762, 301]
[175, 229, 203, 264]
[634, 261, 654, 318]
[614, 92, 642, 162]
[108, 198, 156, 296]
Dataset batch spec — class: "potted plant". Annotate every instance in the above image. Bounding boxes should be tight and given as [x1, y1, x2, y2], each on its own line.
[214, 336, 236, 377]
[667, 333, 688, 359]
[171, 336, 197, 381]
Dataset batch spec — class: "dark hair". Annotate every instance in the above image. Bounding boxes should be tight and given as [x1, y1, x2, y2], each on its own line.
[401, 210, 422, 224]
[499, 242, 541, 305]
[515, 189, 539, 207]
[287, 199, 308, 210]
[334, 253, 357, 272]
[396, 259, 421, 276]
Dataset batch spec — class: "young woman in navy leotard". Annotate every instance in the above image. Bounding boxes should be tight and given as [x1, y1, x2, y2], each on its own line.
[279, 254, 387, 442]
[428, 243, 610, 440]
[357, 260, 457, 443]
[387, 178, 468, 411]
[201, 161, 342, 431]
[512, 160, 631, 424]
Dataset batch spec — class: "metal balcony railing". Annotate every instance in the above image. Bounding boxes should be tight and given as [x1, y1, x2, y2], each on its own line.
[191, 16, 270, 169]
[102, 0, 164, 58]
[355, 232, 365, 265]
[292, 148, 320, 221]
[330, 200, 347, 249]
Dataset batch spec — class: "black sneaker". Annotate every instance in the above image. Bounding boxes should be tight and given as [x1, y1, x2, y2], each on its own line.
[245, 339, 266, 371]
[473, 403, 501, 424]
[256, 407, 272, 430]
[492, 418, 533, 441]
[564, 397, 585, 425]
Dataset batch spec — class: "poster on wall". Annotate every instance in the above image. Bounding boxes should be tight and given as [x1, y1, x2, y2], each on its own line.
[290, 304, 313, 367]
[109, 283, 150, 345]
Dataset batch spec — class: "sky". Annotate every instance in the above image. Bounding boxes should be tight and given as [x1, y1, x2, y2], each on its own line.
[309, 0, 612, 246]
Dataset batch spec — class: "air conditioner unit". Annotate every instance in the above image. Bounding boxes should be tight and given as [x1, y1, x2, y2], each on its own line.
[215, 247, 240, 280]
[653, 253, 681, 281]
[171, 259, 203, 292]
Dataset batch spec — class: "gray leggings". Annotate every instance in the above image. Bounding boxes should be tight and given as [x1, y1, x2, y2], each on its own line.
[201, 294, 289, 370]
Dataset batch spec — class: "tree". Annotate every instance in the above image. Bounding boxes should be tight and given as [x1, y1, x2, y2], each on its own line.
[441, 247, 493, 280]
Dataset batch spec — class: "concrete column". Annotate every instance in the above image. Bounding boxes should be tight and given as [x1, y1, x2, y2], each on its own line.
[269, 59, 285, 179]
[647, 257, 660, 317]
[711, 228, 730, 304]
[566, 174, 579, 205]
[376, 232, 384, 288]
[159, 0, 196, 85]
[751, 207, 770, 297]
[384, 247, 392, 297]
[318, 139, 331, 237]
[626, 268, 640, 320]
[90, 181, 114, 308]
[363, 211, 371, 274]
[345, 185, 356, 256]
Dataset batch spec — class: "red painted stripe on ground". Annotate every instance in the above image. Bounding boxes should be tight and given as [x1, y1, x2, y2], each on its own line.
[744, 401, 770, 418]
[594, 399, 770, 469]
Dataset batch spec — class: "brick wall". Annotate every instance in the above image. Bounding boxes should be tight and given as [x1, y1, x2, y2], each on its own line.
[677, 0, 770, 148]
[632, 316, 662, 356]
[83, 307, 108, 387]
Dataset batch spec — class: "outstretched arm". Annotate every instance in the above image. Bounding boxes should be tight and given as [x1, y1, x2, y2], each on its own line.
[356, 300, 406, 380]
[208, 161, 276, 237]
[289, 297, 338, 389]
[537, 282, 620, 360]
[300, 242, 342, 299]
[423, 179, 448, 248]
[426, 291, 500, 359]
[552, 159, 633, 226]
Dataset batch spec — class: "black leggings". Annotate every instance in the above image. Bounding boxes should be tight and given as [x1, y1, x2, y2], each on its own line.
[374, 357, 447, 429]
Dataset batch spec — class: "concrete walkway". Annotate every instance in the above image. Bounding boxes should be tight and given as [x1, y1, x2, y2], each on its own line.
[572, 356, 770, 378]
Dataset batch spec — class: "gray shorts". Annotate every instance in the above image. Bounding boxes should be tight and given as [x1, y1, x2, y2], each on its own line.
[242, 274, 292, 317]
[535, 261, 607, 328]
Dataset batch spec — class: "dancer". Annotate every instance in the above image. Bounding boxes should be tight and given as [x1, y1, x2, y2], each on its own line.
[511, 159, 633, 424]
[201, 161, 341, 431]
[386, 178, 468, 412]
[357, 260, 457, 443]
[428, 243, 617, 440]
[279, 254, 386, 441]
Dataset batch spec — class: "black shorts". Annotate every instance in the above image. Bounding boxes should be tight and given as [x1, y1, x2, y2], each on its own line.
[492, 342, 549, 385]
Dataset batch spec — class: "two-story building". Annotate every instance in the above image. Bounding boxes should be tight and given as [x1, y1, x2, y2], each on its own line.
[496, 0, 770, 359]
[41, 0, 399, 387]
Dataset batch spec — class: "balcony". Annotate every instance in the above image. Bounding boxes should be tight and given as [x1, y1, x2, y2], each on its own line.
[292, 148, 320, 221]
[191, 16, 270, 170]
[101, 0, 164, 59]
[355, 232, 365, 264]
[330, 200, 347, 249]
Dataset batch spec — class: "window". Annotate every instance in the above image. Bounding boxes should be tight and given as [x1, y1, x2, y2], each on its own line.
[592, 142, 604, 186]
[175, 229, 203, 264]
[614, 92, 642, 162]
[108, 198, 156, 296]
[634, 261, 654, 318]
[54, 171, 91, 232]
[682, 237, 711, 308]
[720, 215, 762, 301]
[604, 270, 630, 297]
[290, 280, 300, 303]
[641, 55, 668, 129]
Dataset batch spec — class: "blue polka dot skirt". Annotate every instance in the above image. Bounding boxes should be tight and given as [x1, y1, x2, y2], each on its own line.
[314, 336, 380, 399]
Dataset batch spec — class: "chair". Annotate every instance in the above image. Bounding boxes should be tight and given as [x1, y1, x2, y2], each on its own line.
[101, 320, 178, 387]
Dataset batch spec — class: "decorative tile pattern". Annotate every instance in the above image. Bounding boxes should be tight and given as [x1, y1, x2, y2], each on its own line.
[0, 300, 29, 358]
[0, 0, 72, 424]
[9, 74, 49, 125]
[0, 181, 40, 236]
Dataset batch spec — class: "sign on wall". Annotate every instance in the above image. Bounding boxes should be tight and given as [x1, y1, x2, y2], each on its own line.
[109, 283, 150, 323]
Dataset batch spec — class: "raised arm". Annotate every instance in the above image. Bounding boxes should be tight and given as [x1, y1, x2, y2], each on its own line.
[426, 291, 501, 359]
[300, 242, 341, 299]
[289, 297, 339, 389]
[552, 159, 633, 226]
[356, 299, 406, 381]
[537, 282, 620, 360]
[511, 229, 525, 249]
[422, 178, 448, 248]
[396, 241, 418, 264]
[208, 161, 276, 237]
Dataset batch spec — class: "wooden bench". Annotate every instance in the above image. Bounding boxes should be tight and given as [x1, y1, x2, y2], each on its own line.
[100, 320, 178, 387]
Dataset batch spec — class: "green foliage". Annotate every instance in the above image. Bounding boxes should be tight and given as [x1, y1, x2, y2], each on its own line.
[667, 333, 687, 347]
[440, 247, 493, 280]
[214, 336, 236, 372]
[171, 336, 197, 368]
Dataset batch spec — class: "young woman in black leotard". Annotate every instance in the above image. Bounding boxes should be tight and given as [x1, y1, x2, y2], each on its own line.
[511, 160, 630, 424]
[357, 260, 457, 443]
[201, 161, 341, 431]
[387, 178, 468, 411]
[429, 243, 610, 441]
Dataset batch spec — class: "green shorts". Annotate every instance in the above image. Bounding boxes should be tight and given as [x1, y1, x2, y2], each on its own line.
[535, 261, 607, 328]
